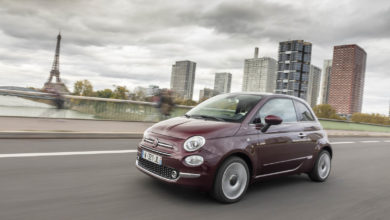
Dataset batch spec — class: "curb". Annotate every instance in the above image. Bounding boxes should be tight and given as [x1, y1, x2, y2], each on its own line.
[326, 130, 390, 138]
[0, 131, 144, 139]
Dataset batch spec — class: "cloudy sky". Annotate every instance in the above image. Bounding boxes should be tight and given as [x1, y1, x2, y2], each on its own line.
[0, 0, 389, 113]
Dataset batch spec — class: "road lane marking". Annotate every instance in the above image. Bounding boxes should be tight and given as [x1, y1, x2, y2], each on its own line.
[330, 141, 355, 145]
[0, 150, 137, 158]
[384, 140, 390, 143]
[360, 141, 380, 143]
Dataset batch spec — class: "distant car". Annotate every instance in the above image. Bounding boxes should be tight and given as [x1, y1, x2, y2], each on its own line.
[136, 93, 332, 203]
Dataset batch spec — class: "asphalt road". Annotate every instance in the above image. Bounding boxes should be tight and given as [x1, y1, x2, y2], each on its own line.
[1, 138, 390, 220]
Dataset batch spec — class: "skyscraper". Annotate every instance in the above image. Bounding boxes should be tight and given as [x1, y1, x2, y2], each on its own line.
[328, 44, 367, 115]
[321, 59, 332, 104]
[242, 47, 277, 93]
[170, 60, 196, 100]
[275, 40, 312, 100]
[199, 88, 219, 101]
[307, 65, 322, 107]
[214, 72, 232, 94]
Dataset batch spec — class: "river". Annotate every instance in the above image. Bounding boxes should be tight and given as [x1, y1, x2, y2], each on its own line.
[0, 95, 95, 119]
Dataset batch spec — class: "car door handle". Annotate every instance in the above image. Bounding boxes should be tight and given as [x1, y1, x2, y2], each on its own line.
[298, 133, 306, 138]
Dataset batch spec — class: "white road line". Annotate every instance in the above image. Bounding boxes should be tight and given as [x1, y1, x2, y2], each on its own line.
[360, 141, 380, 143]
[0, 150, 137, 158]
[330, 141, 355, 145]
[384, 140, 390, 143]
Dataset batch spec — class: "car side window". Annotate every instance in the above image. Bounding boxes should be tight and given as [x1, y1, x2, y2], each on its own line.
[294, 100, 315, 121]
[257, 98, 297, 123]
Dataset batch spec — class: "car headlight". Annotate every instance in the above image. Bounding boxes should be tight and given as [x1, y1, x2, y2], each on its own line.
[183, 136, 206, 152]
[185, 155, 204, 166]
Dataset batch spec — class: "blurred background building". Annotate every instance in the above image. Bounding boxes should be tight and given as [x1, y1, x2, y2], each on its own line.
[328, 44, 367, 115]
[321, 59, 332, 104]
[214, 72, 232, 94]
[275, 40, 312, 100]
[199, 88, 219, 101]
[170, 60, 196, 100]
[307, 65, 322, 107]
[242, 47, 277, 93]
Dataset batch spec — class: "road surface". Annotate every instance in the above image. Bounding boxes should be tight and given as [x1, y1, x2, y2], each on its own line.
[1, 138, 390, 220]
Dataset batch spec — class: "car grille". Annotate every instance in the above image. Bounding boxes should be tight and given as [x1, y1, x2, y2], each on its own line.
[143, 137, 173, 149]
[138, 157, 178, 180]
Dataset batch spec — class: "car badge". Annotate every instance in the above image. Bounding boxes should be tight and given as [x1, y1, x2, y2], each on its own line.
[153, 138, 159, 148]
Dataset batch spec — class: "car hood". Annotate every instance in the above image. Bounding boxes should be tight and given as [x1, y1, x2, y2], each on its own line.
[149, 117, 241, 139]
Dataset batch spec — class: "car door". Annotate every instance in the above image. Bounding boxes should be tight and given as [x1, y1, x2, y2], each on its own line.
[254, 98, 307, 177]
[292, 100, 322, 158]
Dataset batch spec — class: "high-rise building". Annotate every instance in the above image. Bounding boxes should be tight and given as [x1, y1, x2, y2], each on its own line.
[328, 44, 367, 115]
[275, 40, 312, 100]
[242, 47, 277, 93]
[307, 65, 322, 107]
[320, 59, 332, 104]
[199, 88, 219, 101]
[214, 72, 232, 94]
[170, 60, 196, 100]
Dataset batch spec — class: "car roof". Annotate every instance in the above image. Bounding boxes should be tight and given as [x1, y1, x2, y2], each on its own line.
[228, 92, 310, 105]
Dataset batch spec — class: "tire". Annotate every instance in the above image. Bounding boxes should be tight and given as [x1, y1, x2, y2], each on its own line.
[309, 150, 331, 182]
[212, 156, 250, 203]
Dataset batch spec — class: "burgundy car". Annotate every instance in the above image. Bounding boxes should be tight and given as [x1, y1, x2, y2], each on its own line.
[136, 93, 332, 203]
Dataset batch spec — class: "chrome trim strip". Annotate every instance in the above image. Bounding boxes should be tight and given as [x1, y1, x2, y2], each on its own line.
[180, 172, 201, 178]
[158, 142, 173, 149]
[144, 138, 155, 144]
[255, 163, 304, 178]
[263, 155, 313, 167]
[136, 160, 201, 182]
[136, 160, 178, 182]
[140, 145, 171, 156]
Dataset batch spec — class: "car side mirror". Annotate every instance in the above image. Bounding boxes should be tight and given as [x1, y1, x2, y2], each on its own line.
[261, 115, 283, 133]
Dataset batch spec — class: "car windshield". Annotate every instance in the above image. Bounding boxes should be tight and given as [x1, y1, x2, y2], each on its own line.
[186, 94, 263, 123]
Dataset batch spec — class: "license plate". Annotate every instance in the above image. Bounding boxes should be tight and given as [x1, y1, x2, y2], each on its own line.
[142, 150, 162, 165]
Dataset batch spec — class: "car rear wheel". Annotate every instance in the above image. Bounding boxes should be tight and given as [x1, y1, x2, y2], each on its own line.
[309, 150, 331, 182]
[212, 156, 249, 203]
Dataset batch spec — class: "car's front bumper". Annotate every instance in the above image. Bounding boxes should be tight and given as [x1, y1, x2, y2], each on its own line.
[135, 146, 216, 191]
[136, 159, 200, 182]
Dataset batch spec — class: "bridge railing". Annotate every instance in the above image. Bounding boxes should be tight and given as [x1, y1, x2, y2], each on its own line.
[0, 89, 192, 122]
[65, 95, 191, 122]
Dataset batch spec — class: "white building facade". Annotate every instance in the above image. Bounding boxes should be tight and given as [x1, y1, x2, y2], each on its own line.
[307, 65, 322, 107]
[214, 72, 232, 94]
[242, 48, 277, 93]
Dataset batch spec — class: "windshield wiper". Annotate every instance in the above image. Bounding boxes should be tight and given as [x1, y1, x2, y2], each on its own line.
[190, 115, 225, 122]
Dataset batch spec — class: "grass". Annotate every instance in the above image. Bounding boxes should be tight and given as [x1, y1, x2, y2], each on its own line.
[319, 120, 390, 133]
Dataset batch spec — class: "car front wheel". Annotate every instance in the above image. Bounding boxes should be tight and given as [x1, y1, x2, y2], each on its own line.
[309, 150, 331, 182]
[212, 156, 249, 203]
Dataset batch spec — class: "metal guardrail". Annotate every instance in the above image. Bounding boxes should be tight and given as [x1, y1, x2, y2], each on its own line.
[0, 89, 192, 122]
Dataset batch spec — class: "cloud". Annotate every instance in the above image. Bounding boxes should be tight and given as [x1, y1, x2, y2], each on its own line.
[0, 0, 389, 113]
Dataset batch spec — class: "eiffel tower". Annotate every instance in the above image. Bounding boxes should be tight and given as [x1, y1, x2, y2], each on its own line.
[43, 32, 69, 93]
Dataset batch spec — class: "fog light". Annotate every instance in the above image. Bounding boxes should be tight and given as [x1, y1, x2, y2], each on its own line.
[171, 170, 178, 179]
[185, 155, 204, 167]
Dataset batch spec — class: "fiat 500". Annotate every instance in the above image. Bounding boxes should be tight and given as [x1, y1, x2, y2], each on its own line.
[136, 93, 332, 203]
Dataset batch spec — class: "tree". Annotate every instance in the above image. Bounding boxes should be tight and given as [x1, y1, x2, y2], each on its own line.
[174, 98, 197, 106]
[96, 89, 113, 98]
[132, 87, 147, 101]
[112, 86, 129, 100]
[312, 104, 343, 120]
[351, 113, 390, 125]
[73, 80, 94, 96]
